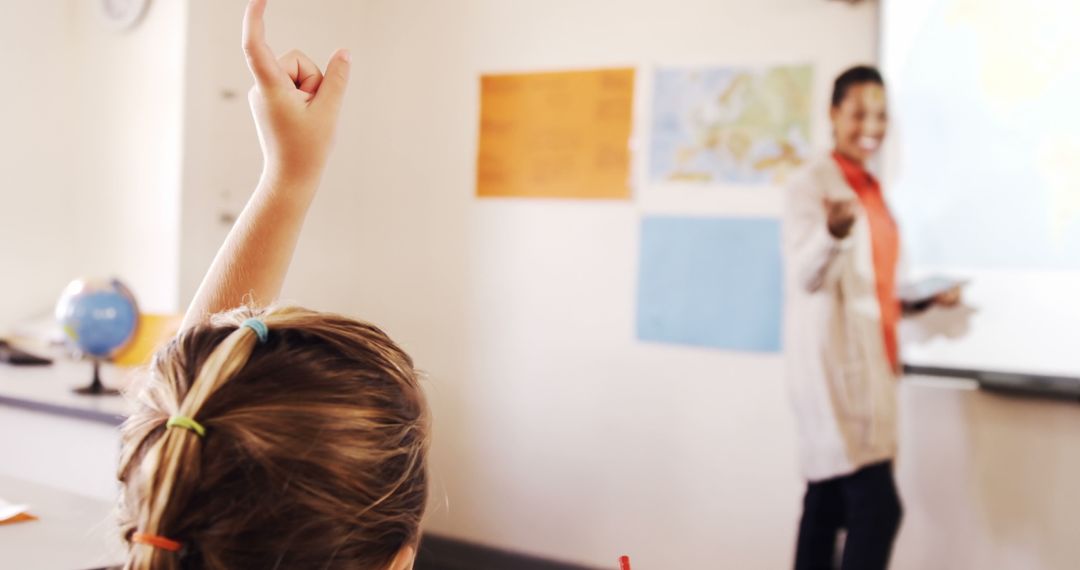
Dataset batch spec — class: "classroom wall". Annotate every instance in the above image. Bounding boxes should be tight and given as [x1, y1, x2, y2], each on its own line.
[895, 378, 1080, 570]
[0, 1, 185, 327]
[179, 1, 877, 568]
[66, 0, 187, 315]
[0, 3, 78, 326]
[179, 0, 262, 304]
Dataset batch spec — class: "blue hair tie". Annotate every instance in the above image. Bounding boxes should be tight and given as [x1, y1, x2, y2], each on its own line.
[241, 318, 269, 343]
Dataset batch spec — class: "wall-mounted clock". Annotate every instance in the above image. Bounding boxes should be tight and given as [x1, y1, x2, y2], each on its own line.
[101, 0, 151, 31]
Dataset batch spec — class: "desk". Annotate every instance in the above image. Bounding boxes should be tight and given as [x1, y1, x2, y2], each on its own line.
[0, 474, 125, 570]
[0, 359, 131, 501]
[0, 358, 130, 426]
[0, 360, 131, 568]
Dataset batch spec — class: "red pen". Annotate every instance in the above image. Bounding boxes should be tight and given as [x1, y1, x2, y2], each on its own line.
[619, 555, 632, 570]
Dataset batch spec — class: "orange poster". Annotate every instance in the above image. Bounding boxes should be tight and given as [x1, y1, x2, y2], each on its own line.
[476, 68, 635, 200]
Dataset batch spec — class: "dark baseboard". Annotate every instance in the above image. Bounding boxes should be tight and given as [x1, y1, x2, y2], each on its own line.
[416, 534, 598, 570]
[92, 534, 598, 570]
[904, 364, 1080, 401]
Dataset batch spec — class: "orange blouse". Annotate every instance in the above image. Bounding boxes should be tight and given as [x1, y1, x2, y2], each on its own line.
[833, 152, 901, 371]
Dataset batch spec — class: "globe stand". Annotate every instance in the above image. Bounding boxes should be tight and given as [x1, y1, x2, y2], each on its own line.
[74, 358, 119, 396]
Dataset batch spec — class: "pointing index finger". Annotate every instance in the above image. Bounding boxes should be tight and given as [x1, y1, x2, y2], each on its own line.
[242, 0, 287, 91]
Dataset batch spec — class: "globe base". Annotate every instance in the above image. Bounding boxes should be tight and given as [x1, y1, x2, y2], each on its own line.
[73, 359, 120, 397]
[73, 383, 120, 396]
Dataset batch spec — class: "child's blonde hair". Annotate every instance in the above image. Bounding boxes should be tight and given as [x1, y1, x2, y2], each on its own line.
[117, 305, 429, 569]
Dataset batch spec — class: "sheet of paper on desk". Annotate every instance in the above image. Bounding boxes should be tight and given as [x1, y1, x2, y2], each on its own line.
[0, 497, 34, 525]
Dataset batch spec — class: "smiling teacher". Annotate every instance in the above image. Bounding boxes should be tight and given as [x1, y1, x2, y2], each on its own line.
[781, 65, 954, 570]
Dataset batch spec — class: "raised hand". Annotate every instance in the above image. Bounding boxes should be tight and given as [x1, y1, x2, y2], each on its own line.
[825, 199, 857, 239]
[182, 0, 353, 328]
[933, 286, 962, 307]
[243, 0, 351, 184]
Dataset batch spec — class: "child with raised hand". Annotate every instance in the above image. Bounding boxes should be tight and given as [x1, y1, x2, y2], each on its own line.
[116, 1, 428, 568]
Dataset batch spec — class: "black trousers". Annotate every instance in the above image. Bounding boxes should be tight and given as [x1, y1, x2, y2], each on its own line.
[794, 461, 903, 570]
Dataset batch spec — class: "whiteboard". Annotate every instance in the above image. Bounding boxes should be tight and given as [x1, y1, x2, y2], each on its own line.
[881, 0, 1080, 378]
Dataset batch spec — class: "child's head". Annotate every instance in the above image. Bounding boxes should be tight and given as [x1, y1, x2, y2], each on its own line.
[117, 306, 429, 569]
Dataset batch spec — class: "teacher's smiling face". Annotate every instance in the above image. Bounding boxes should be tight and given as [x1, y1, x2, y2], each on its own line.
[831, 82, 888, 165]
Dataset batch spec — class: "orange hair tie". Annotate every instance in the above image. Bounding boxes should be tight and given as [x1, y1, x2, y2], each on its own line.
[132, 532, 183, 552]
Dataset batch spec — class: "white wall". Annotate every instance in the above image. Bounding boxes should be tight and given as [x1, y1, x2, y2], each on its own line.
[895, 378, 1080, 570]
[0, 0, 185, 327]
[179, 0, 263, 304]
[0, 2, 78, 325]
[66, 0, 187, 314]
[180, 1, 877, 568]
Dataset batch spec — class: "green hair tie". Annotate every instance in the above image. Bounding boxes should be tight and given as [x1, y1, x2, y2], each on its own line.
[166, 415, 206, 437]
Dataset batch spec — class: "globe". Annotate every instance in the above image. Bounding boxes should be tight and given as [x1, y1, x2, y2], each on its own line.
[56, 278, 139, 358]
[55, 278, 140, 396]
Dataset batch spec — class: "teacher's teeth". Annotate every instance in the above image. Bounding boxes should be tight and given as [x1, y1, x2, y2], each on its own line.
[859, 137, 881, 151]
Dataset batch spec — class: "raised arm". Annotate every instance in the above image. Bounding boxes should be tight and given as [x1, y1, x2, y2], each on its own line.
[783, 169, 855, 294]
[182, 0, 351, 329]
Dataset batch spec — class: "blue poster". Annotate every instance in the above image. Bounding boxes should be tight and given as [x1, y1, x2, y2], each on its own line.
[636, 216, 782, 352]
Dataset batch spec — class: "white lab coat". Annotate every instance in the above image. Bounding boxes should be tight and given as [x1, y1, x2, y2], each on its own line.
[782, 154, 899, 482]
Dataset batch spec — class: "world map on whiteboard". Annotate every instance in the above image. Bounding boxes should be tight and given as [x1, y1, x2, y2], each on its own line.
[888, 0, 1080, 269]
[648, 65, 812, 185]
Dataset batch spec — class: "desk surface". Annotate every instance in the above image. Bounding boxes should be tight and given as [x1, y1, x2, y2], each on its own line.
[0, 359, 132, 425]
[0, 474, 125, 570]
